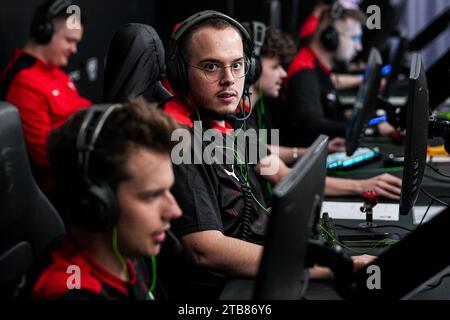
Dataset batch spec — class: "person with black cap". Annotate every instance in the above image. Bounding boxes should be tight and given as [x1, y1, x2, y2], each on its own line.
[32, 98, 182, 300]
[0, 0, 91, 192]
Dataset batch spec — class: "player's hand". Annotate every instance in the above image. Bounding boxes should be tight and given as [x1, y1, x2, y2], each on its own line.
[358, 173, 402, 200]
[351, 254, 377, 271]
[328, 137, 346, 153]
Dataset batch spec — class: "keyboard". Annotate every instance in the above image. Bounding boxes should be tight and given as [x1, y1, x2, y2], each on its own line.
[327, 147, 380, 170]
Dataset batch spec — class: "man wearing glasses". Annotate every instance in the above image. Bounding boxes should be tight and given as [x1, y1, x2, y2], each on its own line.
[284, 5, 366, 148]
[160, 11, 372, 300]
[160, 13, 272, 299]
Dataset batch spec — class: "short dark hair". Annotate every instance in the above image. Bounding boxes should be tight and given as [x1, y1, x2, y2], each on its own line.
[179, 18, 248, 61]
[30, 0, 86, 41]
[242, 22, 297, 67]
[48, 98, 178, 209]
[320, 8, 366, 26]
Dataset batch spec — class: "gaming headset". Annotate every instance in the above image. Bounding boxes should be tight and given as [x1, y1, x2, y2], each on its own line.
[246, 21, 267, 86]
[31, 0, 74, 45]
[74, 104, 122, 232]
[319, 1, 344, 52]
[166, 10, 256, 97]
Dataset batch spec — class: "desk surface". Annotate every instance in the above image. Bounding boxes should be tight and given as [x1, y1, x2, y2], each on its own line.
[340, 95, 407, 107]
[220, 138, 450, 300]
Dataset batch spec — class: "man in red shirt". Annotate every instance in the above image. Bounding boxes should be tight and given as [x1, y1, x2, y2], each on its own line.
[32, 99, 182, 300]
[0, 0, 91, 191]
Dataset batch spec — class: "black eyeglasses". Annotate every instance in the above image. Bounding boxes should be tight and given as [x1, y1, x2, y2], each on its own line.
[186, 59, 250, 82]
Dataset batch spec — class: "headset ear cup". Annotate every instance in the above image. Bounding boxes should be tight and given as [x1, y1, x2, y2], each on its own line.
[89, 182, 119, 231]
[177, 53, 188, 95]
[166, 47, 188, 96]
[75, 182, 119, 232]
[40, 20, 54, 45]
[245, 55, 258, 87]
[32, 16, 53, 45]
[320, 26, 340, 52]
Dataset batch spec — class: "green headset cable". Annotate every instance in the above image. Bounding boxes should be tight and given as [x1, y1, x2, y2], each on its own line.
[215, 144, 269, 213]
[193, 98, 271, 214]
[248, 182, 271, 214]
[319, 224, 397, 255]
[150, 256, 157, 293]
[112, 227, 158, 299]
[255, 86, 274, 198]
[112, 227, 129, 281]
[146, 256, 157, 300]
[256, 84, 266, 132]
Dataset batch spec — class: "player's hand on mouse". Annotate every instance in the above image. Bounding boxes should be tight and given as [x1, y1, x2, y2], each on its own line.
[255, 154, 290, 184]
[351, 254, 377, 271]
[328, 137, 346, 153]
[377, 121, 396, 137]
[358, 173, 402, 200]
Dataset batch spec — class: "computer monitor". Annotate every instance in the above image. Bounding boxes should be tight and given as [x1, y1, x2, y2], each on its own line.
[346, 48, 383, 156]
[399, 53, 429, 216]
[347, 206, 450, 299]
[254, 134, 328, 300]
[381, 36, 408, 99]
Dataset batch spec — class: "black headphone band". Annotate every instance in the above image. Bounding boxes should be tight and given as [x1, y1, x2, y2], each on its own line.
[166, 10, 256, 98]
[32, 0, 74, 45]
[330, 1, 344, 22]
[251, 21, 266, 57]
[319, 1, 345, 52]
[76, 104, 123, 185]
[171, 10, 253, 52]
[47, 0, 73, 18]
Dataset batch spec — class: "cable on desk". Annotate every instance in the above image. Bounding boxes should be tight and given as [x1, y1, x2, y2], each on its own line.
[418, 195, 450, 226]
[425, 273, 450, 289]
[319, 224, 397, 255]
[424, 172, 450, 183]
[420, 187, 450, 207]
[335, 224, 413, 232]
[425, 163, 450, 179]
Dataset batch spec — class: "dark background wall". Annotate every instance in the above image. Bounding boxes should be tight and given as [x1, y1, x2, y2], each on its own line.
[0, 0, 289, 103]
[0, 0, 296, 103]
[1, 0, 447, 103]
[0, 0, 157, 103]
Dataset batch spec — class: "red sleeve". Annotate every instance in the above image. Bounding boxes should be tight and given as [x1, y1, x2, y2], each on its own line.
[299, 14, 320, 39]
[6, 80, 52, 169]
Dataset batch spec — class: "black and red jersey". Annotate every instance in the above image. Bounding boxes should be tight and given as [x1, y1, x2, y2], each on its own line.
[32, 237, 152, 300]
[0, 49, 91, 191]
[160, 96, 269, 299]
[284, 46, 346, 147]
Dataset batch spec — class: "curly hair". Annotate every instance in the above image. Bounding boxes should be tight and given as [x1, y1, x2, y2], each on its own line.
[319, 8, 366, 26]
[242, 22, 297, 68]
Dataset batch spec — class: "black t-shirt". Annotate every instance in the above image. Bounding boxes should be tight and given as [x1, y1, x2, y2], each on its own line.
[162, 98, 270, 299]
[235, 102, 275, 205]
[285, 47, 347, 147]
[170, 123, 269, 244]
